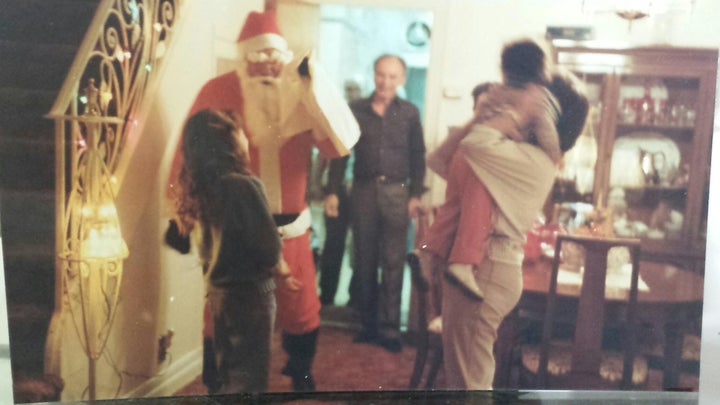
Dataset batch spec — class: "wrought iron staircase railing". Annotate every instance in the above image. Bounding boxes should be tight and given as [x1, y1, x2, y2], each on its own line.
[44, 0, 181, 380]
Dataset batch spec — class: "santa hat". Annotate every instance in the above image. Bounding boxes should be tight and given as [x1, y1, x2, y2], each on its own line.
[237, 10, 288, 53]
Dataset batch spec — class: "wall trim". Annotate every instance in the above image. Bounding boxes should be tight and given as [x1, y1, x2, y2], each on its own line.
[123, 346, 202, 399]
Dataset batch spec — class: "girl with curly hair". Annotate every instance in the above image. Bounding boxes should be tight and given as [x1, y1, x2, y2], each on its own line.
[174, 109, 285, 393]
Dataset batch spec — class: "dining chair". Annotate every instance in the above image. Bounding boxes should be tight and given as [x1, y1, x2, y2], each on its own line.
[406, 250, 443, 389]
[520, 234, 648, 389]
[621, 245, 704, 391]
[635, 257, 702, 391]
[406, 209, 445, 390]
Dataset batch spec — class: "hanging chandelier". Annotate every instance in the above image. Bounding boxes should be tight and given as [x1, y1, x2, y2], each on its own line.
[582, 0, 695, 32]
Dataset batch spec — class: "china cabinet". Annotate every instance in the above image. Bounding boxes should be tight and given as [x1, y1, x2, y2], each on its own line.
[550, 42, 717, 272]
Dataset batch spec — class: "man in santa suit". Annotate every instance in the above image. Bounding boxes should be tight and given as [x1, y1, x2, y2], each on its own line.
[167, 9, 359, 392]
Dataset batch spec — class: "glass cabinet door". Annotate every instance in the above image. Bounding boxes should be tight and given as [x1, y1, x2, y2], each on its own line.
[608, 74, 699, 241]
[552, 43, 716, 269]
[553, 73, 604, 205]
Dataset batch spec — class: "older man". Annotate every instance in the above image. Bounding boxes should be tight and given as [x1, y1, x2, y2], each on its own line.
[325, 54, 425, 353]
[167, 9, 359, 392]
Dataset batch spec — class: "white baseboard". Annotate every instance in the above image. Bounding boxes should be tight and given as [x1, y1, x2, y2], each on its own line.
[123, 346, 202, 399]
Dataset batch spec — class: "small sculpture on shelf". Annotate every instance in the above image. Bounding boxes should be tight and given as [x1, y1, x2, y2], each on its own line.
[639, 149, 677, 186]
[619, 98, 637, 124]
[647, 199, 683, 240]
[639, 148, 658, 185]
[638, 79, 655, 125]
[607, 187, 649, 238]
[651, 151, 677, 186]
[673, 163, 690, 187]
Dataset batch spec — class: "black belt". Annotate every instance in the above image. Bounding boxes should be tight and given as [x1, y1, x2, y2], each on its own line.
[273, 213, 299, 227]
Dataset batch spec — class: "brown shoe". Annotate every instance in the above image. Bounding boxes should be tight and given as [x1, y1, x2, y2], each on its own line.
[445, 263, 484, 301]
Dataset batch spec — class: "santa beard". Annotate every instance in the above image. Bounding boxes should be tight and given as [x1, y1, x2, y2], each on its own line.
[239, 72, 283, 141]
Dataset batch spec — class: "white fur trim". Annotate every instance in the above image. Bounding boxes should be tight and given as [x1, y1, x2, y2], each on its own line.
[240, 33, 288, 53]
[277, 207, 311, 240]
[245, 48, 294, 64]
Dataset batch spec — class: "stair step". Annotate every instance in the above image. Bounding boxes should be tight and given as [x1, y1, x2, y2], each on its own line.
[0, 87, 56, 121]
[1, 191, 56, 377]
[7, 303, 53, 374]
[0, 137, 55, 190]
[0, 110, 54, 136]
[1, 190, 55, 246]
[3, 251, 55, 308]
[0, 87, 57, 137]
[0, 0, 99, 46]
[0, 40, 77, 91]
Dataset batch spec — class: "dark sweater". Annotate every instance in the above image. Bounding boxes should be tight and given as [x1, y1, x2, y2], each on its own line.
[327, 95, 426, 198]
[200, 173, 281, 288]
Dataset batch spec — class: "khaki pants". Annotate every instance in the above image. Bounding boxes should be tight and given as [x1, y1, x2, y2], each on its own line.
[441, 253, 522, 389]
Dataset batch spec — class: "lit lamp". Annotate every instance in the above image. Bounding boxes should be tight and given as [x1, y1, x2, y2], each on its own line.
[60, 89, 127, 401]
[614, 0, 652, 32]
[582, 0, 695, 33]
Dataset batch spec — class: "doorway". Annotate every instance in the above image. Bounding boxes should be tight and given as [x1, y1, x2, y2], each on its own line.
[305, 2, 433, 332]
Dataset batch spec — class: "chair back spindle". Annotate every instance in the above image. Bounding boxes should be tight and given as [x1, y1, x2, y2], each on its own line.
[537, 234, 642, 389]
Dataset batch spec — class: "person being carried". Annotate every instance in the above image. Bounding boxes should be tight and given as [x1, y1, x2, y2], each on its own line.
[423, 39, 564, 301]
[429, 65, 589, 390]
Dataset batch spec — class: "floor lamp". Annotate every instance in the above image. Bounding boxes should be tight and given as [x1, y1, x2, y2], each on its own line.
[59, 113, 127, 401]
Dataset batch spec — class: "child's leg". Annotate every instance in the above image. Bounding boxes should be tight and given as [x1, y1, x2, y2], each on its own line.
[422, 152, 466, 259]
[422, 197, 460, 260]
[445, 157, 495, 301]
[448, 158, 494, 265]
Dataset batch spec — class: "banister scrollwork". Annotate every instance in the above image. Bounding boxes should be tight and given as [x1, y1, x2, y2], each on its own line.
[44, 0, 181, 383]
[56, 0, 179, 174]
[49, 0, 180, 265]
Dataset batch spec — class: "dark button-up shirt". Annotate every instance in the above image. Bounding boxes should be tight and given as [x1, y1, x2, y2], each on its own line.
[326, 95, 426, 197]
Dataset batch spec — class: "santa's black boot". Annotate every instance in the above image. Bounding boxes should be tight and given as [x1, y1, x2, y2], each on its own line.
[281, 328, 318, 392]
[202, 338, 220, 394]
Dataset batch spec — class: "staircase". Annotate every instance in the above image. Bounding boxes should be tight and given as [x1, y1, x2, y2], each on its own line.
[0, 0, 99, 401]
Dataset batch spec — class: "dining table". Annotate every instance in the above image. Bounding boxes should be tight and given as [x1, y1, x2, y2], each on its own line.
[494, 252, 704, 390]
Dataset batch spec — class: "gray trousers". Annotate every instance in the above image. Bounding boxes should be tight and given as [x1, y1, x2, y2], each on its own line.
[351, 180, 409, 338]
[206, 281, 276, 393]
[441, 250, 523, 389]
